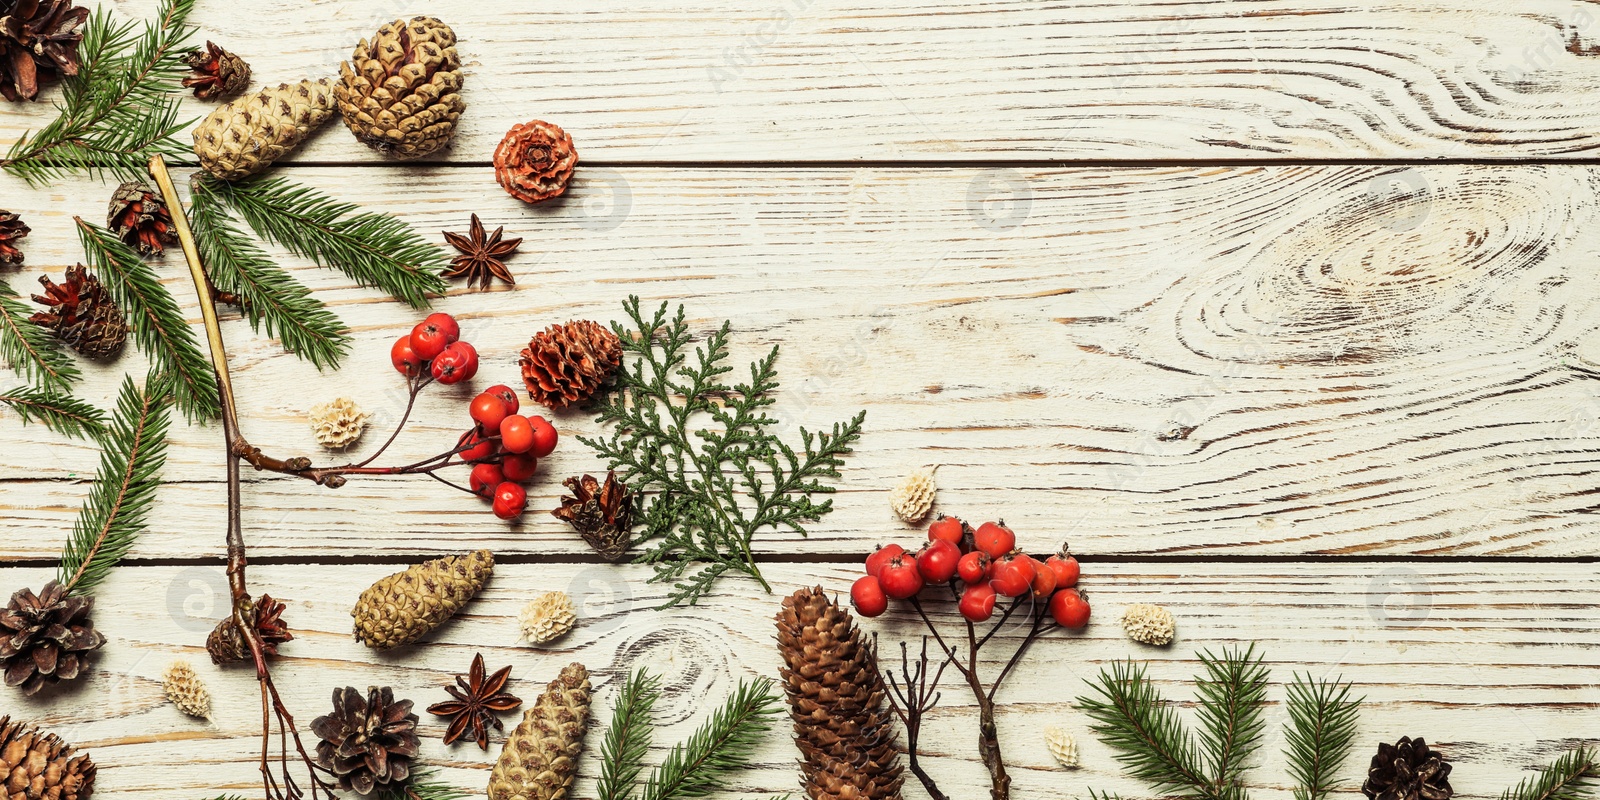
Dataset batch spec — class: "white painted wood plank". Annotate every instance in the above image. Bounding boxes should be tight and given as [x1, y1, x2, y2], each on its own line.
[9, 0, 1600, 160]
[5, 165, 1600, 558]
[0, 561, 1593, 800]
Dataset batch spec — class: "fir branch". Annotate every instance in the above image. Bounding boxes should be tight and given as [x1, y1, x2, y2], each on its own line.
[1283, 673, 1362, 800]
[1, 0, 196, 184]
[1078, 659, 1219, 800]
[581, 296, 866, 607]
[0, 280, 79, 392]
[57, 372, 173, 595]
[190, 181, 352, 370]
[599, 668, 663, 800]
[0, 385, 108, 440]
[1500, 748, 1600, 800]
[76, 218, 220, 420]
[202, 175, 449, 308]
[1195, 645, 1270, 800]
[640, 676, 783, 800]
[373, 769, 468, 800]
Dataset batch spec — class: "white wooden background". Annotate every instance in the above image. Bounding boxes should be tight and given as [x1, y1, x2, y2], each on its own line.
[3, 0, 1600, 798]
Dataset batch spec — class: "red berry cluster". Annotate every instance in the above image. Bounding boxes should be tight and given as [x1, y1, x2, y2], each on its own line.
[851, 516, 1090, 629]
[390, 312, 480, 384]
[460, 386, 558, 520]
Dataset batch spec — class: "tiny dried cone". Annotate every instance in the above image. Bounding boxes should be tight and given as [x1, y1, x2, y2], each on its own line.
[494, 120, 577, 204]
[0, 715, 96, 800]
[550, 471, 634, 562]
[312, 686, 420, 796]
[181, 41, 251, 100]
[888, 467, 936, 524]
[0, 211, 29, 264]
[519, 320, 622, 410]
[1044, 725, 1079, 769]
[206, 594, 294, 665]
[162, 660, 212, 719]
[0, 0, 90, 101]
[517, 592, 576, 646]
[191, 78, 338, 181]
[351, 550, 494, 650]
[0, 581, 105, 696]
[1120, 602, 1175, 646]
[335, 16, 466, 159]
[30, 265, 127, 360]
[309, 397, 370, 450]
[106, 181, 178, 256]
[487, 663, 591, 800]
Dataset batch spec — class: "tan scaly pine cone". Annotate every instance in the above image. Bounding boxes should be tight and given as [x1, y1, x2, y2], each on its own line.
[351, 550, 494, 649]
[191, 78, 337, 181]
[487, 663, 591, 800]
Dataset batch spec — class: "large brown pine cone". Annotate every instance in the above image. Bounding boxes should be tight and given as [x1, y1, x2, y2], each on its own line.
[311, 686, 420, 796]
[335, 16, 465, 159]
[487, 663, 591, 800]
[0, 582, 105, 696]
[0, 0, 89, 101]
[1362, 737, 1453, 800]
[0, 715, 96, 800]
[29, 265, 127, 360]
[550, 472, 634, 562]
[518, 320, 622, 410]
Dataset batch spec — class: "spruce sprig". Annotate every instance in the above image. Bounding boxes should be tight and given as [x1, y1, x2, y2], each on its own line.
[57, 372, 173, 595]
[201, 175, 449, 308]
[1283, 674, 1362, 800]
[372, 769, 468, 800]
[582, 297, 866, 608]
[76, 218, 220, 421]
[1, 0, 196, 184]
[1500, 748, 1600, 800]
[0, 385, 108, 440]
[190, 182, 352, 370]
[639, 676, 783, 800]
[599, 668, 663, 800]
[1079, 659, 1216, 800]
[1196, 645, 1270, 800]
[0, 280, 79, 392]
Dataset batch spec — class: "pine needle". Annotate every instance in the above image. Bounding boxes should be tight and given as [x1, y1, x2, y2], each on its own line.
[75, 218, 220, 421]
[0, 280, 79, 392]
[639, 676, 783, 800]
[372, 769, 468, 800]
[1500, 748, 1600, 800]
[1078, 659, 1220, 800]
[598, 668, 663, 800]
[1195, 645, 1270, 800]
[57, 372, 173, 595]
[203, 175, 449, 308]
[0, 385, 108, 440]
[1, 0, 196, 184]
[189, 181, 352, 370]
[1284, 673, 1362, 800]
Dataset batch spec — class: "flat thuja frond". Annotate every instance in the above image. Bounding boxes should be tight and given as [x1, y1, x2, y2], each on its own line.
[1079, 659, 1219, 800]
[1500, 748, 1600, 800]
[76, 218, 220, 421]
[57, 372, 173, 595]
[580, 296, 866, 607]
[598, 668, 663, 800]
[1284, 673, 1362, 800]
[2, 0, 196, 184]
[190, 181, 351, 370]
[0, 385, 108, 440]
[203, 175, 449, 308]
[639, 676, 782, 800]
[1195, 645, 1270, 800]
[0, 280, 79, 392]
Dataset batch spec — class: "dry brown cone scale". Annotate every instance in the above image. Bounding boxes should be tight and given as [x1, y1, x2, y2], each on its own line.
[518, 320, 622, 410]
[29, 266, 126, 360]
[550, 471, 634, 562]
[0, 715, 95, 800]
[311, 686, 420, 796]
[351, 550, 494, 650]
[776, 587, 905, 800]
[181, 40, 250, 100]
[488, 662, 590, 800]
[191, 78, 338, 181]
[1362, 737, 1453, 800]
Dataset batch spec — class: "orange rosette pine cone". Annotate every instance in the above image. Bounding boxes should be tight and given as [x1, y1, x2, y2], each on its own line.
[493, 120, 577, 204]
[519, 320, 621, 410]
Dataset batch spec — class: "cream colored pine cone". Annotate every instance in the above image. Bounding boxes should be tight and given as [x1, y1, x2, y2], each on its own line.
[1120, 602, 1176, 646]
[192, 78, 338, 181]
[518, 592, 576, 646]
[309, 397, 370, 450]
[351, 550, 494, 649]
[162, 660, 212, 720]
[488, 663, 591, 800]
[335, 16, 466, 159]
[1044, 725, 1079, 769]
[888, 466, 937, 523]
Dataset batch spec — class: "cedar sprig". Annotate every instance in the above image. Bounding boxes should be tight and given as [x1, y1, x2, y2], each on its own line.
[598, 668, 662, 800]
[1500, 748, 1600, 800]
[638, 675, 784, 800]
[189, 181, 352, 370]
[581, 297, 866, 607]
[1, 0, 196, 185]
[0, 385, 108, 440]
[75, 217, 220, 420]
[1283, 674, 1362, 800]
[57, 372, 173, 595]
[199, 175, 449, 309]
[0, 281, 79, 392]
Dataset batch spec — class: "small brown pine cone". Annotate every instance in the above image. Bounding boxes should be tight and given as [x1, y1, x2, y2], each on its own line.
[206, 595, 294, 665]
[335, 17, 465, 159]
[550, 471, 634, 562]
[311, 686, 420, 796]
[487, 663, 591, 800]
[29, 265, 127, 360]
[519, 320, 622, 410]
[0, 715, 96, 800]
[351, 550, 494, 650]
[1363, 737, 1453, 800]
[106, 181, 178, 256]
[494, 120, 577, 204]
[0, 211, 29, 264]
[0, 581, 105, 696]
[0, 0, 89, 101]
[181, 41, 250, 100]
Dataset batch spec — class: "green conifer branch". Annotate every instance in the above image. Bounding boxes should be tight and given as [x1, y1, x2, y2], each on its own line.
[1195, 645, 1270, 800]
[599, 668, 664, 800]
[0, 280, 79, 392]
[1283, 673, 1362, 800]
[372, 769, 467, 800]
[1, 0, 196, 184]
[639, 676, 783, 800]
[1500, 748, 1600, 800]
[1078, 659, 1220, 800]
[57, 372, 173, 595]
[76, 218, 220, 421]
[201, 175, 449, 308]
[0, 385, 108, 440]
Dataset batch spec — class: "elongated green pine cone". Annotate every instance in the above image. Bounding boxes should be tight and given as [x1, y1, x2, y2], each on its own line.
[350, 550, 493, 649]
[487, 662, 590, 800]
[192, 78, 338, 181]
[335, 16, 466, 159]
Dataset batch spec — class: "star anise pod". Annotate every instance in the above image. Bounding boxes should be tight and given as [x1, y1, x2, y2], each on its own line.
[442, 214, 522, 290]
[426, 652, 521, 750]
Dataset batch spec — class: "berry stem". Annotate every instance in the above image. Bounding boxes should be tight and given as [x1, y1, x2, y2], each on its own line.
[351, 372, 433, 468]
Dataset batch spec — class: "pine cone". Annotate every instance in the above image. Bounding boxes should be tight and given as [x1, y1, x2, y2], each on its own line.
[351, 550, 493, 650]
[550, 472, 633, 562]
[308, 397, 370, 450]
[0, 0, 88, 102]
[29, 266, 126, 360]
[518, 320, 621, 410]
[494, 120, 577, 204]
[0, 581, 104, 696]
[0, 715, 95, 800]
[517, 592, 576, 646]
[106, 181, 177, 256]
[192, 78, 337, 181]
[162, 660, 212, 720]
[0, 211, 29, 264]
[1044, 725, 1079, 769]
[1363, 737, 1453, 800]
[311, 686, 420, 796]
[206, 594, 294, 665]
[776, 587, 905, 800]
[487, 663, 590, 800]
[888, 467, 936, 524]
[334, 16, 465, 159]
[181, 41, 250, 100]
